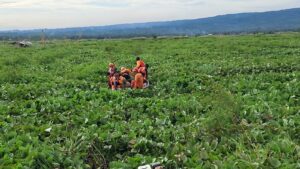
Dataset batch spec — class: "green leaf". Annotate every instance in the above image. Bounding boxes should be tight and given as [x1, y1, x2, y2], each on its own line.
[268, 157, 281, 168]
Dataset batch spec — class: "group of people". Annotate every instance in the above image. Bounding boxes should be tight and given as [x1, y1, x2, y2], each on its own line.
[107, 57, 148, 90]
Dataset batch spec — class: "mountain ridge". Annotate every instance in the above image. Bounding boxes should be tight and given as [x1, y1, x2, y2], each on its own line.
[1, 8, 300, 39]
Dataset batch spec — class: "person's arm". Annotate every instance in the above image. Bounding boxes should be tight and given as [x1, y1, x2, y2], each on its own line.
[136, 61, 141, 68]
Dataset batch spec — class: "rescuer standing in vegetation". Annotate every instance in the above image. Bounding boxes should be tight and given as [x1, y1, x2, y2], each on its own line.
[133, 57, 146, 73]
[131, 57, 148, 89]
[107, 63, 117, 88]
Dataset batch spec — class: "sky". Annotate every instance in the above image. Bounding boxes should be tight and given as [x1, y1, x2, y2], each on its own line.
[1, 0, 300, 30]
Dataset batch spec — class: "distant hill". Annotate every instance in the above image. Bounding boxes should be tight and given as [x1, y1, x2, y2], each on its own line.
[1, 8, 300, 40]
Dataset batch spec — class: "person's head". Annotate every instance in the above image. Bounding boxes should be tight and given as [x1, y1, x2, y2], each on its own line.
[121, 67, 126, 72]
[109, 63, 115, 68]
[136, 57, 140, 61]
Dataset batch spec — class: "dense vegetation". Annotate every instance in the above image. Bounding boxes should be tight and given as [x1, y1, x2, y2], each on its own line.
[1, 8, 300, 40]
[0, 33, 299, 168]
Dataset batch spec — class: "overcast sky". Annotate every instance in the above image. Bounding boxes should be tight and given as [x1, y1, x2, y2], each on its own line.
[1, 0, 300, 30]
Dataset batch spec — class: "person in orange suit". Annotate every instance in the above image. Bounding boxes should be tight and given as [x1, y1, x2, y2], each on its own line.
[131, 73, 144, 89]
[110, 73, 126, 90]
[108, 63, 116, 77]
[133, 57, 145, 73]
[107, 63, 117, 88]
[120, 67, 132, 82]
[133, 57, 148, 82]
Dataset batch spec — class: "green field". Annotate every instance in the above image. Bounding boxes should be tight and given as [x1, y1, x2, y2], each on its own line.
[0, 33, 299, 169]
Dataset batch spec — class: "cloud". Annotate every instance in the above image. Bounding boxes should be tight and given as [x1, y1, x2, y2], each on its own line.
[0, 0, 207, 9]
[1, 0, 297, 10]
[0, 0, 300, 29]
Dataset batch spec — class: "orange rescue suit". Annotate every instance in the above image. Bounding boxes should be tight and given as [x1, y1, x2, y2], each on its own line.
[132, 73, 144, 89]
[121, 68, 132, 75]
[136, 60, 145, 68]
[133, 60, 147, 79]
[110, 76, 126, 90]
